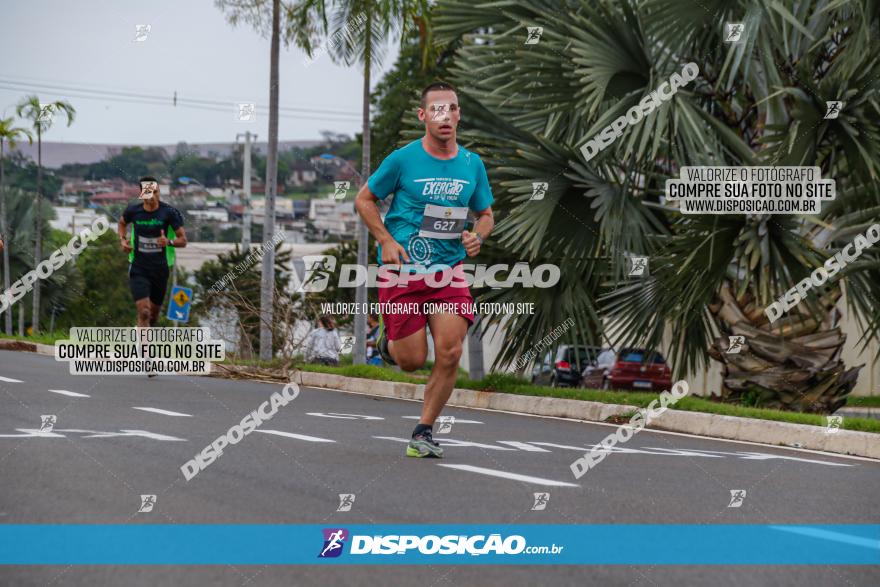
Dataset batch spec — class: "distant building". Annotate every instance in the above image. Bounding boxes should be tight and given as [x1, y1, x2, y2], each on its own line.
[251, 197, 295, 222]
[309, 196, 357, 238]
[188, 209, 229, 222]
[288, 161, 318, 187]
[51, 206, 110, 234]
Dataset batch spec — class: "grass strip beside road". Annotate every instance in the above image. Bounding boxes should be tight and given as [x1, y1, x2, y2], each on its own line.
[295, 365, 880, 434]
[3, 336, 878, 433]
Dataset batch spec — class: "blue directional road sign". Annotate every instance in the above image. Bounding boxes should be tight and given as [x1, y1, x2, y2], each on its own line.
[167, 286, 193, 322]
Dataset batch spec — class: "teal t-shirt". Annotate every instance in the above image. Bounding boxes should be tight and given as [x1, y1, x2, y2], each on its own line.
[367, 139, 494, 270]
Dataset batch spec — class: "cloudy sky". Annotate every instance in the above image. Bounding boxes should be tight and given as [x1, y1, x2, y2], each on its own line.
[0, 0, 400, 144]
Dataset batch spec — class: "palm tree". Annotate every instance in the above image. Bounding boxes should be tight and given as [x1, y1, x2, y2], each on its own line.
[0, 117, 32, 335]
[432, 0, 880, 411]
[290, 0, 430, 364]
[216, 0, 283, 360]
[15, 96, 75, 335]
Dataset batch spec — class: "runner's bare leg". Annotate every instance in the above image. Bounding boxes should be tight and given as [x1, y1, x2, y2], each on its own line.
[419, 312, 468, 425]
[135, 298, 152, 328]
[149, 301, 161, 326]
[387, 327, 428, 371]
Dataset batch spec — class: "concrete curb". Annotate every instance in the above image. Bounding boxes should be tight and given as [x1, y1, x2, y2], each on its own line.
[2, 338, 876, 460]
[292, 370, 880, 460]
[0, 339, 54, 356]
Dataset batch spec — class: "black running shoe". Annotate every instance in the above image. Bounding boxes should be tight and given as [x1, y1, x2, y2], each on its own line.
[376, 317, 396, 366]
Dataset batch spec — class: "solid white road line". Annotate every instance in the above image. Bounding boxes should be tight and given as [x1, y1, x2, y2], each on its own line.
[255, 429, 336, 443]
[0, 376, 23, 383]
[132, 407, 193, 417]
[438, 464, 579, 487]
[48, 389, 91, 398]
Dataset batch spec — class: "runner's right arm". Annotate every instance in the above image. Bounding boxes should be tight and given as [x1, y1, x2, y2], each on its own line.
[354, 184, 410, 264]
[118, 216, 132, 252]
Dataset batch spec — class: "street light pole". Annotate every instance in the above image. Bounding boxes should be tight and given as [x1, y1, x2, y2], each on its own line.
[319, 154, 367, 365]
[236, 131, 255, 249]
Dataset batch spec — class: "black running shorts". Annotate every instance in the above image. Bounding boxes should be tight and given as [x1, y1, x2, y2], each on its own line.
[128, 264, 170, 305]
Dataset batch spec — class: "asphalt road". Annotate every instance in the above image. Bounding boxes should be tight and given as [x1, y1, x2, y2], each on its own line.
[1, 349, 878, 586]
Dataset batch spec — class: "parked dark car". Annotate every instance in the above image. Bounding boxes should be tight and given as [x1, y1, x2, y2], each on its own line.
[531, 346, 600, 387]
[598, 348, 672, 391]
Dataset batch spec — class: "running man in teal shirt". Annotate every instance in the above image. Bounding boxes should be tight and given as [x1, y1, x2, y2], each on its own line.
[355, 81, 495, 458]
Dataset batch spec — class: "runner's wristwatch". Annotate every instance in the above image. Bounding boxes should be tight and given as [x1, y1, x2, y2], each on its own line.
[474, 233, 484, 245]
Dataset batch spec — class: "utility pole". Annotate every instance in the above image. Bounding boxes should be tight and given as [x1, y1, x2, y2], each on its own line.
[258, 0, 280, 361]
[236, 131, 255, 249]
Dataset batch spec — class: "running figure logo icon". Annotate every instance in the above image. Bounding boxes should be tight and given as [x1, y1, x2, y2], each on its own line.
[237, 103, 256, 122]
[726, 335, 745, 354]
[728, 489, 746, 508]
[826, 415, 843, 434]
[334, 181, 350, 200]
[628, 256, 648, 277]
[525, 27, 543, 44]
[825, 101, 843, 119]
[339, 336, 355, 354]
[531, 492, 550, 511]
[436, 416, 455, 434]
[530, 182, 548, 201]
[138, 494, 156, 513]
[724, 23, 744, 42]
[336, 494, 355, 512]
[133, 24, 151, 43]
[298, 255, 337, 293]
[37, 104, 54, 124]
[429, 103, 450, 122]
[318, 528, 349, 558]
[40, 415, 57, 432]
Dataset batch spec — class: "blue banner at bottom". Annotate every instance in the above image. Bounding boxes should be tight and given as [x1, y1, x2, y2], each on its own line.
[0, 525, 877, 565]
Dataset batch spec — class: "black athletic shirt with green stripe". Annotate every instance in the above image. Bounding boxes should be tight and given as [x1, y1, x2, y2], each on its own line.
[122, 201, 184, 269]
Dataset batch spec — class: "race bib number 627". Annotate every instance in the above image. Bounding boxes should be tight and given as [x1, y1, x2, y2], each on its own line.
[418, 204, 468, 239]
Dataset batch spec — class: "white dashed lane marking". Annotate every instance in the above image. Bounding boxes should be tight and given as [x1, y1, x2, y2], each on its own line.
[0, 376, 23, 383]
[402, 416, 484, 424]
[48, 389, 91, 398]
[132, 407, 193, 417]
[306, 412, 384, 420]
[255, 429, 336, 443]
[438, 464, 579, 487]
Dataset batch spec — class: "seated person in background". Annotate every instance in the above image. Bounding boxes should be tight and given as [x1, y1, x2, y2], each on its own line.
[365, 314, 383, 365]
[304, 315, 342, 366]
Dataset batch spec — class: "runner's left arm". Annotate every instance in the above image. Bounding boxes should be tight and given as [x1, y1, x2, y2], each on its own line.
[462, 158, 495, 256]
[168, 209, 187, 248]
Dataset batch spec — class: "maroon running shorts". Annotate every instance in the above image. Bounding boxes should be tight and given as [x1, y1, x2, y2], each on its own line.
[377, 263, 474, 341]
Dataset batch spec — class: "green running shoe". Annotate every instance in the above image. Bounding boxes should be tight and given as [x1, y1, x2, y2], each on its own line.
[406, 430, 443, 458]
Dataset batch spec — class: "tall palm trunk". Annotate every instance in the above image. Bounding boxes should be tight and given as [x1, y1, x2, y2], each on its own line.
[32, 128, 42, 335]
[709, 282, 859, 412]
[258, 0, 280, 361]
[18, 295, 24, 336]
[0, 137, 10, 335]
[353, 11, 372, 365]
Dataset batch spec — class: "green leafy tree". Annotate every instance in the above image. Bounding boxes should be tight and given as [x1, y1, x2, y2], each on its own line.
[290, 0, 432, 363]
[193, 243, 293, 358]
[0, 117, 33, 335]
[0, 188, 60, 335]
[433, 0, 880, 411]
[16, 96, 76, 334]
[56, 231, 138, 328]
